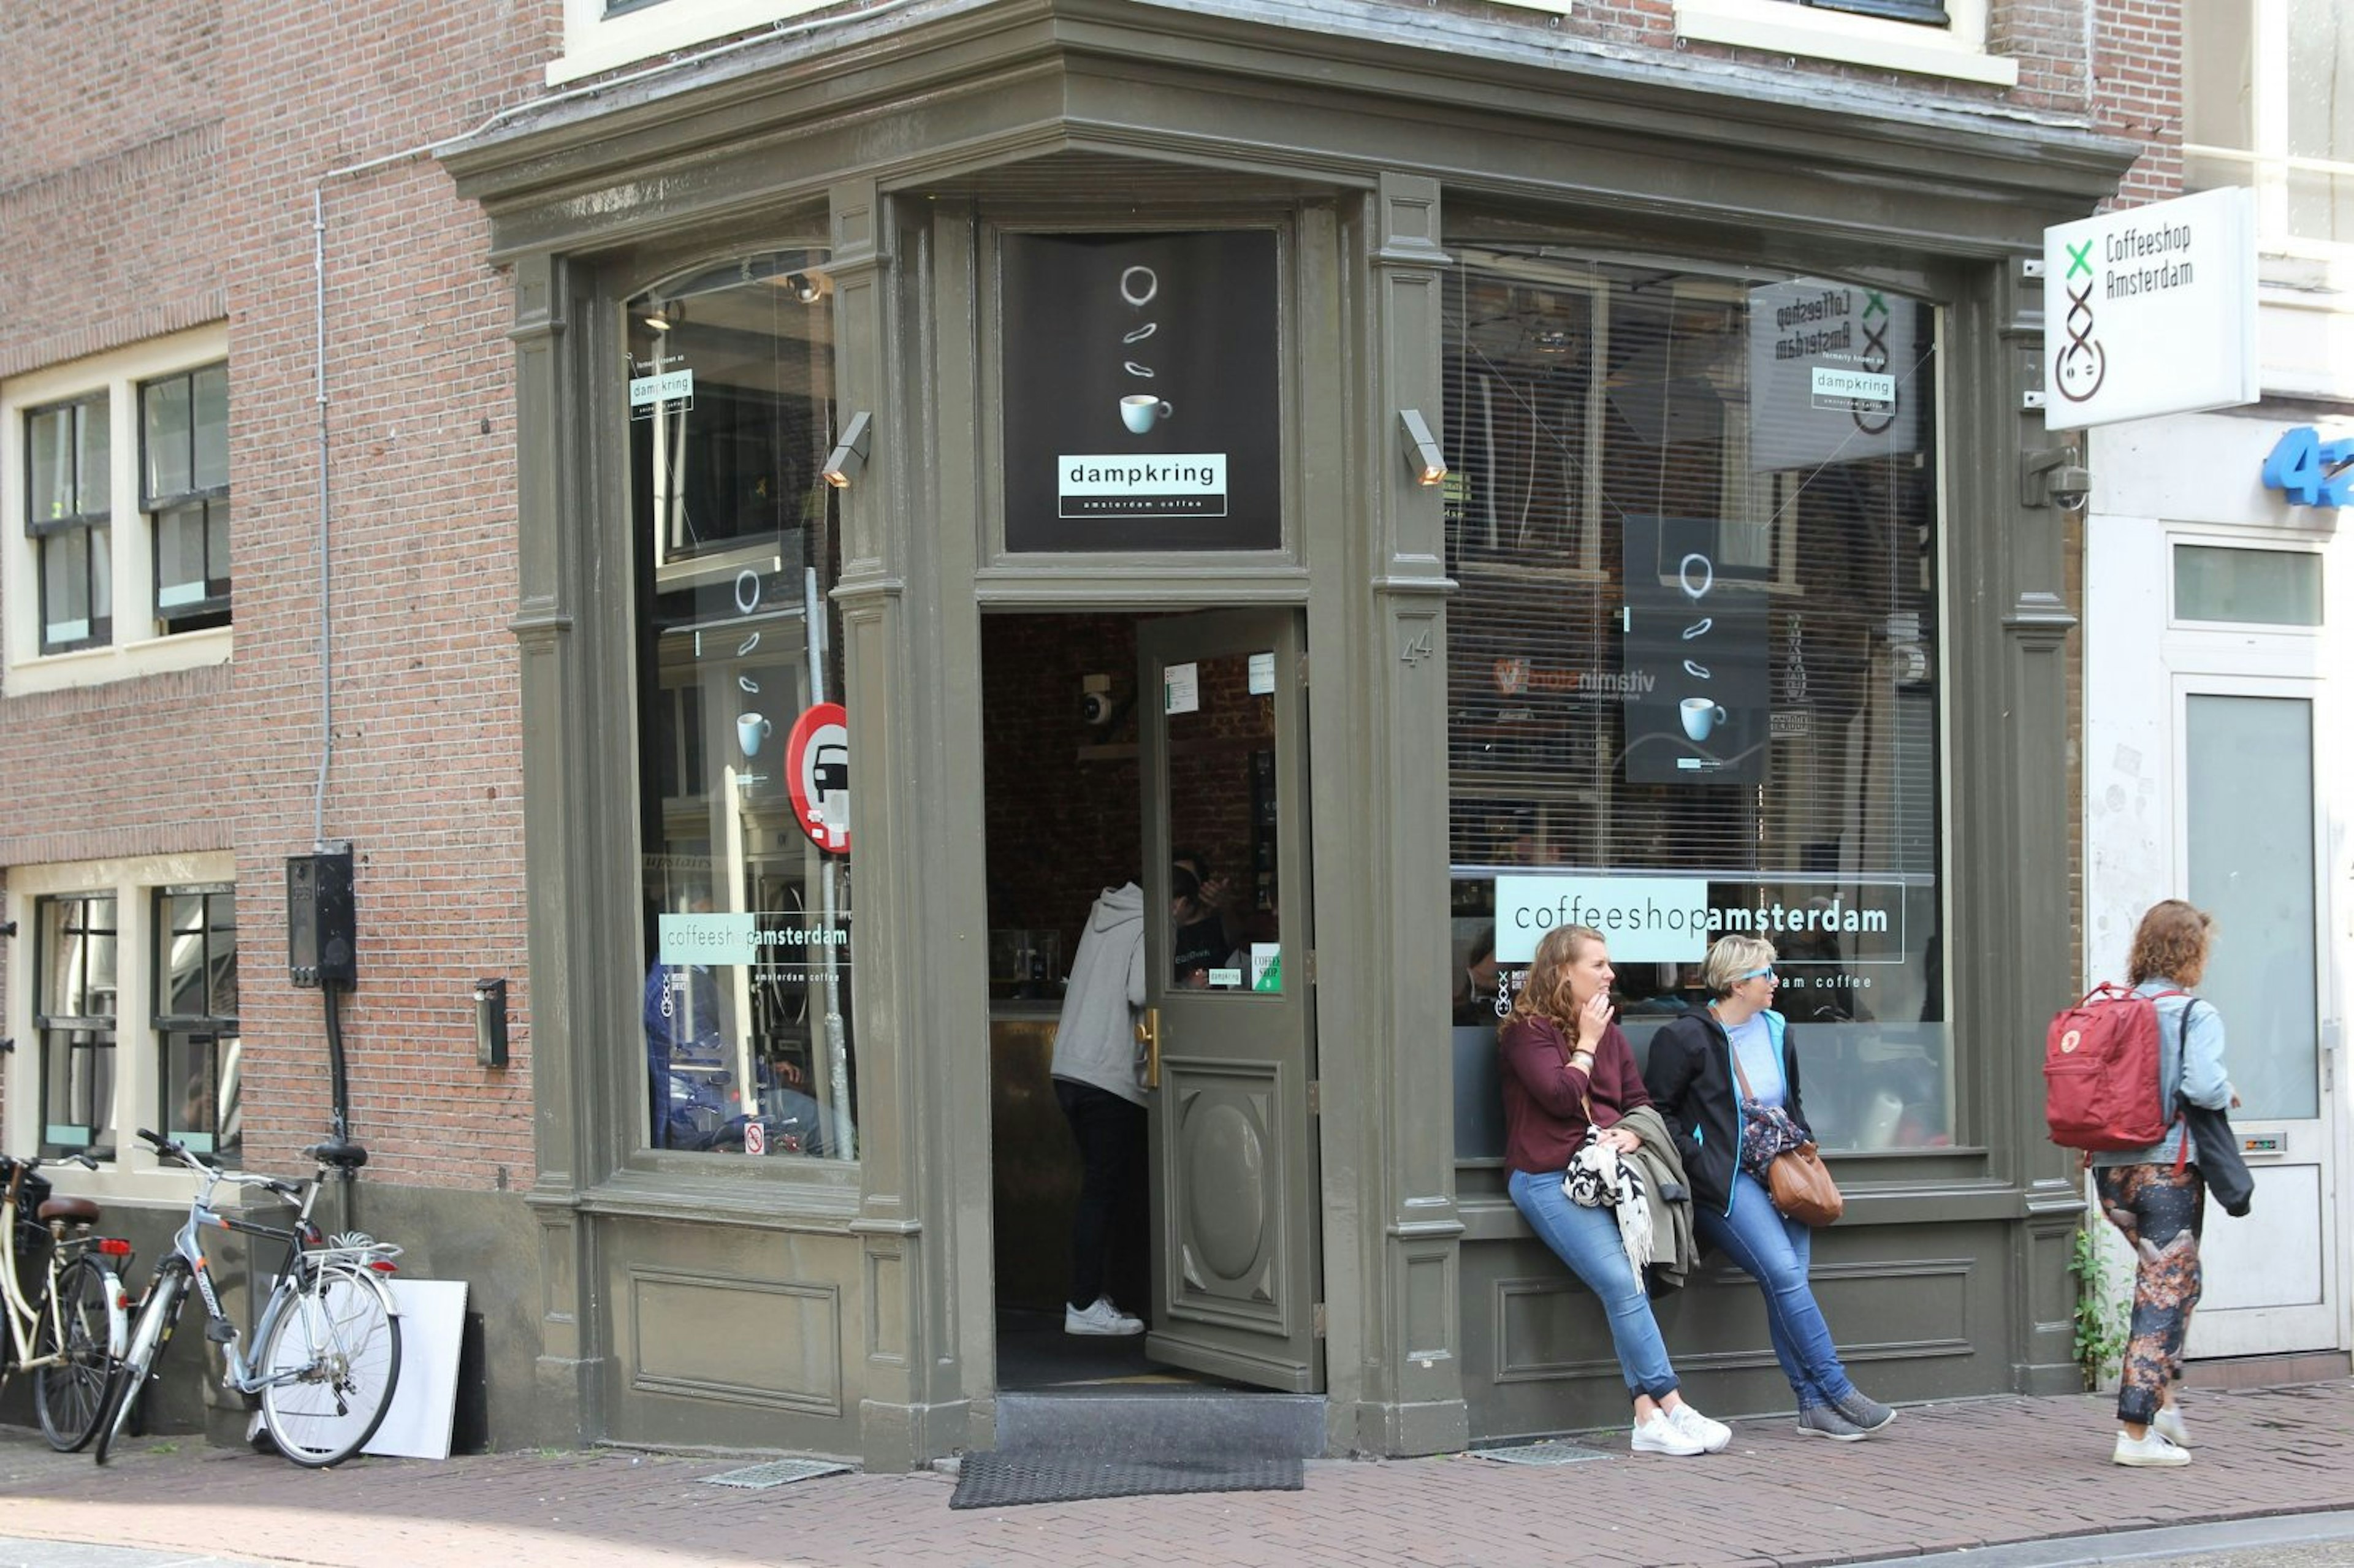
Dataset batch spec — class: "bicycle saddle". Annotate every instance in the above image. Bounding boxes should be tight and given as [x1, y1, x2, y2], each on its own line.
[303, 1136, 370, 1170]
[38, 1196, 100, 1224]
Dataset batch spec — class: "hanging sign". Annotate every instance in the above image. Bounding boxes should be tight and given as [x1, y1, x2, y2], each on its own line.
[785, 702, 850, 854]
[2041, 187, 2258, 430]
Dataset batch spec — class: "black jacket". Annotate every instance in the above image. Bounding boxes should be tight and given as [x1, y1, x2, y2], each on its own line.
[1640, 1007, 1811, 1217]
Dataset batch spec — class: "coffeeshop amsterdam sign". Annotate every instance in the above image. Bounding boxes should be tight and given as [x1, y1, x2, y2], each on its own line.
[2041, 188, 2258, 432]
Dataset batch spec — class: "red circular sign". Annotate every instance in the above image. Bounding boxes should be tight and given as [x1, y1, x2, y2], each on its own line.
[785, 702, 850, 854]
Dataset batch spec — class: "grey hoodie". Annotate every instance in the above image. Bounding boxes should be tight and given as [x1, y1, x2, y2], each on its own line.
[1051, 882, 1149, 1105]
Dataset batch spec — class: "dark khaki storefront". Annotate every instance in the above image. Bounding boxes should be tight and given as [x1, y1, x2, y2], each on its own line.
[445, 0, 2132, 1469]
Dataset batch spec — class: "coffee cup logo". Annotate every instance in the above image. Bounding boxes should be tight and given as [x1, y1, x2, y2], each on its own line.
[1120, 394, 1173, 434]
[1679, 698, 1728, 742]
[737, 712, 773, 758]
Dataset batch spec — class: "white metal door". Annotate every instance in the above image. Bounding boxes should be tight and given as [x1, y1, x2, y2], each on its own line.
[2175, 672, 2340, 1357]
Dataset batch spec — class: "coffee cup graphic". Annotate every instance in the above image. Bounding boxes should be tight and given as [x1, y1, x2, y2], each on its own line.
[1679, 698, 1728, 742]
[737, 712, 773, 758]
[1119, 395, 1173, 434]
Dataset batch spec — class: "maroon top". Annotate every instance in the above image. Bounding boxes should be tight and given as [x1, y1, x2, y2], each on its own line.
[1498, 1013, 1651, 1174]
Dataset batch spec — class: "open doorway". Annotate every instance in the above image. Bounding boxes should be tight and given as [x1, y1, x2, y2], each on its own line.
[981, 610, 1322, 1396]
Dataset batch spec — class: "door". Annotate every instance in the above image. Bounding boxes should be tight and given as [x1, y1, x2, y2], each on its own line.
[1137, 610, 1322, 1390]
[2177, 678, 2341, 1357]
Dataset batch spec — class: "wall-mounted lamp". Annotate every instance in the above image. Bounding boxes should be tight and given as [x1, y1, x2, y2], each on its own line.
[1398, 408, 1448, 486]
[823, 411, 873, 490]
[473, 977, 509, 1068]
[2021, 445, 2092, 512]
[786, 271, 828, 304]
[641, 299, 684, 333]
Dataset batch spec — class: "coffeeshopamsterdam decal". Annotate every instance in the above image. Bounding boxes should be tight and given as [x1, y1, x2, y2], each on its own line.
[1002, 230, 1280, 551]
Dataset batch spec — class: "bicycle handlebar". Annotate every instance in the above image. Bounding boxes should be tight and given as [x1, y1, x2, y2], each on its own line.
[135, 1127, 307, 1201]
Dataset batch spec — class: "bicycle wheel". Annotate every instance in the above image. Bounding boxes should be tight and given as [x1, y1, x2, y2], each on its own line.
[94, 1269, 183, 1466]
[258, 1262, 400, 1467]
[33, 1255, 112, 1452]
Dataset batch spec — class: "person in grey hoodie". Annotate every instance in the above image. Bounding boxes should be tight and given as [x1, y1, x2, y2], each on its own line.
[1051, 881, 1150, 1335]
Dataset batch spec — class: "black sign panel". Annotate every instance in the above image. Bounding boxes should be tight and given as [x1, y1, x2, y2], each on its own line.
[1002, 231, 1281, 552]
[1622, 515, 1769, 784]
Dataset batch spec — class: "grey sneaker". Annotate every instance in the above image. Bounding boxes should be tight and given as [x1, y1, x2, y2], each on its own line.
[1831, 1388, 1895, 1433]
[1796, 1404, 1867, 1442]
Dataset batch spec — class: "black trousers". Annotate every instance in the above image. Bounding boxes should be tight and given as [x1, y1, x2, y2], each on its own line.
[1055, 1078, 1149, 1314]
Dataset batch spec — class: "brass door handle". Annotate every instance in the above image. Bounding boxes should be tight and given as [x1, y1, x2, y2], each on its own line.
[1137, 1007, 1162, 1090]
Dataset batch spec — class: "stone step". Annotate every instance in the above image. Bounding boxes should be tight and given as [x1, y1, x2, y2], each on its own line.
[993, 1391, 1327, 1459]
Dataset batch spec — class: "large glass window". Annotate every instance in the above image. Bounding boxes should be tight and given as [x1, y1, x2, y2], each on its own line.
[141, 363, 232, 633]
[628, 251, 858, 1161]
[37, 893, 118, 1157]
[1444, 249, 1948, 1158]
[155, 886, 241, 1160]
[2188, 0, 2354, 243]
[25, 394, 112, 653]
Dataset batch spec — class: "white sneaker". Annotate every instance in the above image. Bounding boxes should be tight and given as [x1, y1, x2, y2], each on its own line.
[1064, 1296, 1144, 1336]
[2152, 1405, 2192, 1448]
[2112, 1428, 2192, 1467]
[1664, 1402, 1731, 1453]
[1631, 1411, 1707, 1456]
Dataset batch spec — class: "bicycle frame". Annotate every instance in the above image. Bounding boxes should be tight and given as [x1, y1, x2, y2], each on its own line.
[0, 1160, 130, 1374]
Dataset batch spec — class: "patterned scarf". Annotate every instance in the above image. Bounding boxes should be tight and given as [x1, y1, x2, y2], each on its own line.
[1563, 1126, 1653, 1280]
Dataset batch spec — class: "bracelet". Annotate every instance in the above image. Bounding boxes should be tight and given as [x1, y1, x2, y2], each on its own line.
[1569, 1049, 1595, 1067]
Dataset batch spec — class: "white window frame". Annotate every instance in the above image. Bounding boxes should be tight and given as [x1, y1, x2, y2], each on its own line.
[4, 853, 238, 1203]
[2185, 0, 2354, 256]
[550, 0, 845, 86]
[1, 326, 232, 696]
[1647, 0, 2017, 88]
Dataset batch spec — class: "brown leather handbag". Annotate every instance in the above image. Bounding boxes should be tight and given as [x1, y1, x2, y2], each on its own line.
[1730, 1033, 1844, 1227]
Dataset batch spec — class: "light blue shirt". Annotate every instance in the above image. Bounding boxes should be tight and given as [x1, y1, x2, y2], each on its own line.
[1723, 1008, 1785, 1108]
[2090, 980, 2231, 1169]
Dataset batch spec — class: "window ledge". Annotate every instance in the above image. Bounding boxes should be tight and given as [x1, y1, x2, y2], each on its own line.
[4, 625, 231, 698]
[1672, 0, 2019, 88]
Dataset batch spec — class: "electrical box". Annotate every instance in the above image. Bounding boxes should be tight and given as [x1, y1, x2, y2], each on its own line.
[287, 845, 357, 989]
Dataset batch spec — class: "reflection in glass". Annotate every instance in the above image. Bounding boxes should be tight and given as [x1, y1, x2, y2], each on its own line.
[1442, 252, 1949, 1156]
[2188, 695, 2318, 1121]
[2174, 544, 2323, 626]
[1164, 653, 1282, 994]
[630, 251, 858, 1160]
[157, 888, 240, 1159]
[37, 894, 119, 1157]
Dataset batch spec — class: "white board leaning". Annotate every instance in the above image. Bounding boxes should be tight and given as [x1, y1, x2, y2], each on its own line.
[2041, 186, 2258, 431]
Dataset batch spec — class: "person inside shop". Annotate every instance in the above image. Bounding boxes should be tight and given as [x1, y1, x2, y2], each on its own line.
[1642, 934, 1898, 1442]
[2088, 898, 2236, 1467]
[1173, 848, 1247, 958]
[1171, 864, 1230, 989]
[1050, 878, 1151, 1335]
[1498, 923, 1732, 1458]
[1453, 926, 1501, 1026]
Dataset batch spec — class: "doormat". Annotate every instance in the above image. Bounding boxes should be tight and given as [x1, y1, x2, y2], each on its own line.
[948, 1449, 1303, 1510]
[1472, 1440, 1613, 1466]
[700, 1458, 853, 1490]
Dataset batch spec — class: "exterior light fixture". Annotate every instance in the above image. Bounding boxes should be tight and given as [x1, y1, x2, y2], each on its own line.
[1398, 408, 1447, 486]
[823, 411, 872, 490]
[642, 299, 683, 333]
[790, 272, 826, 304]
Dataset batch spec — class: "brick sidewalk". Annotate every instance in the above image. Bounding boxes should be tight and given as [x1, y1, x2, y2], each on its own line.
[2, 1381, 2348, 1568]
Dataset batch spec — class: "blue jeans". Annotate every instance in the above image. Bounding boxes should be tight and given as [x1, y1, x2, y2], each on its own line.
[1697, 1171, 1856, 1409]
[1508, 1167, 1680, 1401]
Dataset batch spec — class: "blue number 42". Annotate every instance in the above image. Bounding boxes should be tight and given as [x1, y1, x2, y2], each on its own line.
[2261, 425, 2354, 508]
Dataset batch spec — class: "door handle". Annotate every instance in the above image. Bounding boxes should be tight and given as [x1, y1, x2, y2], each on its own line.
[1137, 1007, 1162, 1090]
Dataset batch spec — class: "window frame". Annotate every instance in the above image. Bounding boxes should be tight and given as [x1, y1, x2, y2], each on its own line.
[2, 326, 233, 694]
[23, 392, 113, 655]
[1661, 0, 2015, 86]
[32, 891, 119, 1159]
[139, 362, 232, 632]
[151, 882, 242, 1162]
[4, 853, 242, 1195]
[547, 0, 848, 86]
[2185, 0, 2354, 253]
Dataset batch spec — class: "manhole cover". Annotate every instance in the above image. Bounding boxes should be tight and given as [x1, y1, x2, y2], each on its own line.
[700, 1458, 853, 1489]
[1472, 1441, 1613, 1466]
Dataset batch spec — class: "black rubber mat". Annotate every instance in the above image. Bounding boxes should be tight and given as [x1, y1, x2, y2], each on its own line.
[948, 1448, 1304, 1509]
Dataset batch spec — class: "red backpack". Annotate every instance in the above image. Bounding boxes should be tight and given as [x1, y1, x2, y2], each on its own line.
[2044, 984, 2185, 1151]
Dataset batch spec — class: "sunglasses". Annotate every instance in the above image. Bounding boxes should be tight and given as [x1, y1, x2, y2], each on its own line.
[1738, 966, 1778, 982]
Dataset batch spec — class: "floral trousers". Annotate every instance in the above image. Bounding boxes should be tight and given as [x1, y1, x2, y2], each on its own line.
[2093, 1162, 2206, 1426]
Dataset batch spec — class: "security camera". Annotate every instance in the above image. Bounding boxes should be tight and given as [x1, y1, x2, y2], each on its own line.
[1081, 691, 1116, 727]
[2022, 447, 2092, 512]
[2046, 464, 2092, 513]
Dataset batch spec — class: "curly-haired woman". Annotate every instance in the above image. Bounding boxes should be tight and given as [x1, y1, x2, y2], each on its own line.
[1499, 924, 1730, 1457]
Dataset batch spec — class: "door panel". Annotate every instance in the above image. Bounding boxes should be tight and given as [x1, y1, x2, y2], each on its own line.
[1139, 611, 1321, 1391]
[2177, 682, 2339, 1357]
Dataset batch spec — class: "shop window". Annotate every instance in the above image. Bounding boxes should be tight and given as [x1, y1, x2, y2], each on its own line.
[1444, 249, 1950, 1160]
[2188, 0, 2354, 245]
[2, 327, 233, 690]
[154, 885, 241, 1162]
[141, 363, 232, 633]
[628, 249, 859, 1162]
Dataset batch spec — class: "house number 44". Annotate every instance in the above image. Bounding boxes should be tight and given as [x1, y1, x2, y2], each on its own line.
[2260, 425, 2354, 508]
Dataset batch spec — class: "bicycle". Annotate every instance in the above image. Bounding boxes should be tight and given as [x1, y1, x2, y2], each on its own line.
[94, 1128, 403, 1469]
[0, 1149, 133, 1452]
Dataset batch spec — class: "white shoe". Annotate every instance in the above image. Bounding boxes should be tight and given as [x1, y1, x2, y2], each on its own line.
[2112, 1428, 2191, 1467]
[1665, 1402, 1731, 1453]
[1064, 1296, 1144, 1336]
[1631, 1411, 1706, 1456]
[2152, 1405, 2192, 1448]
